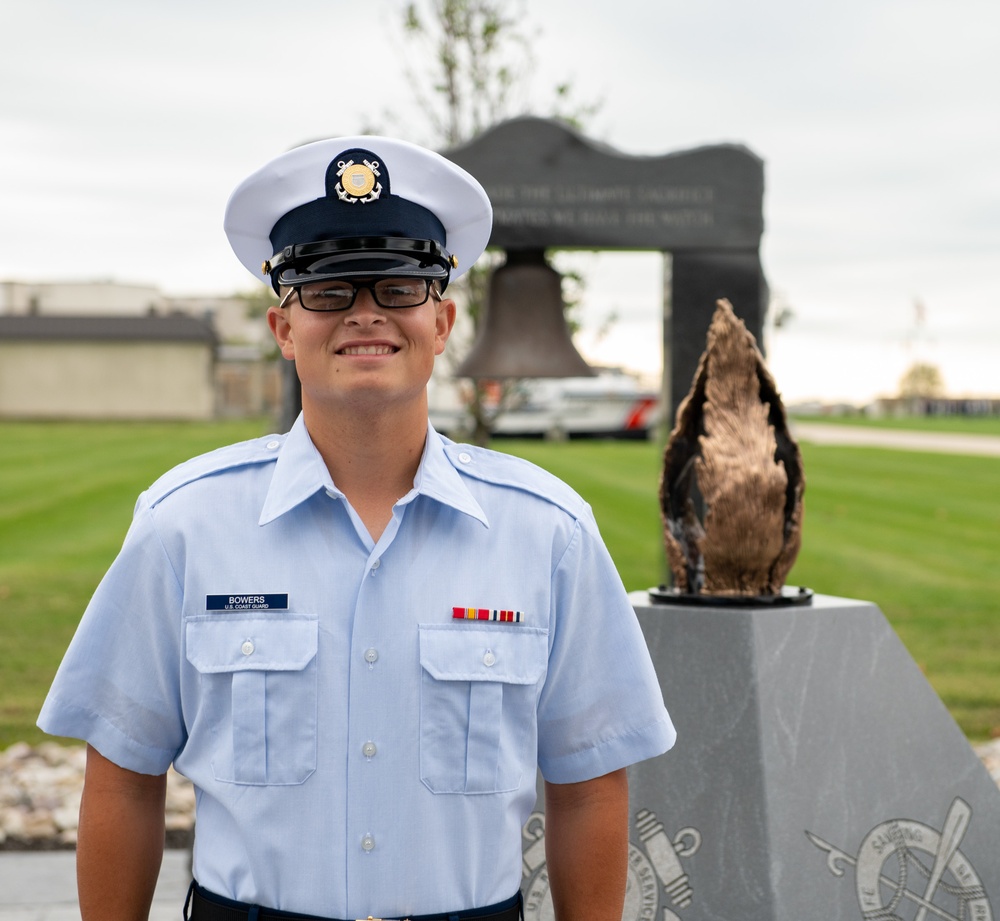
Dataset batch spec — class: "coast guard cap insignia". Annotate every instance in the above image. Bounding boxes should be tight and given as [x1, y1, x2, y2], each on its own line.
[335, 158, 382, 203]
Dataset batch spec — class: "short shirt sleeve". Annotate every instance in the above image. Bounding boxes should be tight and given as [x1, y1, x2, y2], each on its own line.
[37, 494, 186, 775]
[536, 510, 675, 783]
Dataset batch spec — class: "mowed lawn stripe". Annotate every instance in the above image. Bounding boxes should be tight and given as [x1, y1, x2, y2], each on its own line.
[500, 436, 1000, 740]
[1, 420, 997, 745]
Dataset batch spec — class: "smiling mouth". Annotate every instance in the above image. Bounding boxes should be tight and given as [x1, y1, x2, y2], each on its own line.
[337, 345, 398, 356]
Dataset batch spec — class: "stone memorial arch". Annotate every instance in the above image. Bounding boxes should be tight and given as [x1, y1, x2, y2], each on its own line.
[444, 116, 767, 423]
[450, 120, 1000, 920]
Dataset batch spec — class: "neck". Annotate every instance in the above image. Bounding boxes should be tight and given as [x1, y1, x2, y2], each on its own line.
[301, 398, 429, 541]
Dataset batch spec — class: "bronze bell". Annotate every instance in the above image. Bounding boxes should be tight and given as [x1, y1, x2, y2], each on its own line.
[455, 249, 595, 379]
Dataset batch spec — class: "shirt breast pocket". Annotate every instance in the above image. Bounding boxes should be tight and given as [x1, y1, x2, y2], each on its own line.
[186, 615, 318, 785]
[418, 624, 547, 794]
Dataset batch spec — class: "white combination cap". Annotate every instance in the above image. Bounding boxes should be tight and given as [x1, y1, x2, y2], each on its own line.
[224, 136, 492, 292]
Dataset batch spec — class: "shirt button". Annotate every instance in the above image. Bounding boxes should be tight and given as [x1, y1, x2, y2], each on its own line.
[241, 640, 255, 656]
[370, 559, 381, 576]
[483, 650, 496, 667]
[362, 741, 377, 759]
[364, 648, 379, 665]
[361, 834, 376, 852]
[266, 440, 280, 450]
[458, 452, 472, 464]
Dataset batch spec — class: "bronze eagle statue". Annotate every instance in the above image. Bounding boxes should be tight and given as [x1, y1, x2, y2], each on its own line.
[660, 299, 805, 596]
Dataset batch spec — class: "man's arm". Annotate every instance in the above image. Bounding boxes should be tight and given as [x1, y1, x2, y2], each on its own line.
[543, 768, 630, 921]
[77, 744, 168, 921]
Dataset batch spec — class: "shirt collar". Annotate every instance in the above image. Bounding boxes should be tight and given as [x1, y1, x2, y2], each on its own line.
[411, 427, 489, 527]
[258, 415, 488, 528]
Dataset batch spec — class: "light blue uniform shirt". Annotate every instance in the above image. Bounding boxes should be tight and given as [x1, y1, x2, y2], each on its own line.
[39, 416, 675, 918]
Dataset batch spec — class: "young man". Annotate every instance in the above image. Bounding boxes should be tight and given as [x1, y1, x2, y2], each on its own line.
[39, 137, 675, 921]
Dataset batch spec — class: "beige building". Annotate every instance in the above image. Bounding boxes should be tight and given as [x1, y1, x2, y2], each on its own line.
[0, 315, 218, 420]
[0, 280, 269, 347]
[0, 280, 167, 316]
[0, 279, 283, 420]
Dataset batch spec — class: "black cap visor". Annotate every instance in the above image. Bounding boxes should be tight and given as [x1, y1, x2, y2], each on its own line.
[269, 237, 453, 292]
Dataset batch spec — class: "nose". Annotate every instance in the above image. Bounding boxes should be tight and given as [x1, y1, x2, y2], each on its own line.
[343, 287, 385, 325]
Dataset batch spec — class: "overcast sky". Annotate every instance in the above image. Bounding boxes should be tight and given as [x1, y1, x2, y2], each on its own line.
[2, 0, 997, 403]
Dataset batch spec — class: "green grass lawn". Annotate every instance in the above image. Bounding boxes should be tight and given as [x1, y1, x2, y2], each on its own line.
[1, 419, 998, 746]
[0, 420, 267, 749]
[504, 436, 1000, 741]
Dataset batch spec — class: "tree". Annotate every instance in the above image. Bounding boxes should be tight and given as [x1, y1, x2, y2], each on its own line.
[397, 0, 601, 445]
[233, 286, 277, 322]
[898, 361, 945, 399]
[399, 0, 600, 147]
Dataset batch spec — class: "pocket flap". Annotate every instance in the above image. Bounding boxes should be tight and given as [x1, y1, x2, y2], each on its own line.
[186, 616, 318, 673]
[419, 624, 547, 684]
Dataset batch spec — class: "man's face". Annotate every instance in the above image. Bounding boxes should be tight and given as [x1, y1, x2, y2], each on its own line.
[267, 278, 456, 417]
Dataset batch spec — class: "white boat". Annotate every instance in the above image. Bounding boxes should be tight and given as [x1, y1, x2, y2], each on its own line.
[429, 369, 661, 440]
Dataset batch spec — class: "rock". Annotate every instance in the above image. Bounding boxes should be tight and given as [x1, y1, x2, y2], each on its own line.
[20, 810, 58, 840]
[53, 804, 81, 832]
[0, 741, 194, 850]
[3, 741, 33, 762]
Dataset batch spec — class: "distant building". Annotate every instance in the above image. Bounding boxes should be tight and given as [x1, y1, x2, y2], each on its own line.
[868, 396, 1000, 418]
[0, 315, 217, 420]
[0, 280, 166, 316]
[0, 279, 269, 347]
[0, 280, 279, 420]
[164, 294, 270, 348]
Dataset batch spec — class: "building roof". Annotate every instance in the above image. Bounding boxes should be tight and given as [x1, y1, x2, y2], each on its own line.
[0, 314, 217, 345]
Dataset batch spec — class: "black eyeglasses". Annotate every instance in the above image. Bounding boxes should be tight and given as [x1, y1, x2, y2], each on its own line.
[279, 278, 439, 312]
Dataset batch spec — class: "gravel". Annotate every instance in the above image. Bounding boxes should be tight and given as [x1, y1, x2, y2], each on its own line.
[2, 739, 999, 851]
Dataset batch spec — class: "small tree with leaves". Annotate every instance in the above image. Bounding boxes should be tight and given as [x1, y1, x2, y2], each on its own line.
[898, 361, 945, 399]
[400, 0, 598, 147]
[398, 0, 600, 445]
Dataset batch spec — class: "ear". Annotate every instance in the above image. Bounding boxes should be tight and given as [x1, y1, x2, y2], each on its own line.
[267, 305, 296, 361]
[434, 296, 457, 356]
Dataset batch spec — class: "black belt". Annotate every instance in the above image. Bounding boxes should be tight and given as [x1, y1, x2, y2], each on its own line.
[185, 882, 522, 921]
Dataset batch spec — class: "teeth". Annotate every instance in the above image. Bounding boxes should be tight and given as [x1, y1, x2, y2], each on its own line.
[341, 345, 395, 355]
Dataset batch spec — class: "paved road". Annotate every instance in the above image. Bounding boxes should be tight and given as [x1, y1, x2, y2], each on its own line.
[0, 850, 190, 921]
[790, 421, 1000, 456]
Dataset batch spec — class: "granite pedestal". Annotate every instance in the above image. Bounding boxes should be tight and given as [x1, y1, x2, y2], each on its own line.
[520, 594, 999, 921]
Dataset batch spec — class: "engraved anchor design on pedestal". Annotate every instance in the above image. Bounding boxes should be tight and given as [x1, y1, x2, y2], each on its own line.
[522, 808, 702, 921]
[807, 797, 993, 921]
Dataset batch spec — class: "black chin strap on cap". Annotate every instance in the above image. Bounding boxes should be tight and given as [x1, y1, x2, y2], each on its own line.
[264, 237, 458, 293]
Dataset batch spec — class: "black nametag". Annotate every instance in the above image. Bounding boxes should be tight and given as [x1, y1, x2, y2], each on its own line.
[206, 594, 289, 612]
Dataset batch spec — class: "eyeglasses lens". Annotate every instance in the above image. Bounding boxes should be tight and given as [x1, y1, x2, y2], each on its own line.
[298, 279, 431, 311]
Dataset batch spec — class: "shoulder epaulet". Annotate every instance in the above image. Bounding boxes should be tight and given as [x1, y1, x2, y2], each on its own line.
[442, 443, 589, 520]
[144, 433, 286, 508]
